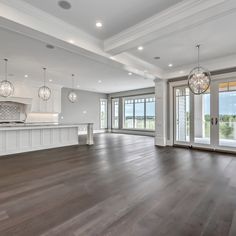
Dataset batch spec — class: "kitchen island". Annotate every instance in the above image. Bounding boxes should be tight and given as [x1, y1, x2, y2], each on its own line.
[0, 123, 94, 156]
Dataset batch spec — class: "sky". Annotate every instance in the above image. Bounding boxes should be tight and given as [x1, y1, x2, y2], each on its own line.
[125, 101, 155, 117]
[204, 92, 236, 115]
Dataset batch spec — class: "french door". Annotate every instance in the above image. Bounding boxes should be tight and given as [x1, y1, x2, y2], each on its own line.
[174, 77, 236, 152]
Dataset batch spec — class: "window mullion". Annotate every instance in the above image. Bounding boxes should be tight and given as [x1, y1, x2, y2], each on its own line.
[144, 98, 147, 129]
[133, 99, 135, 129]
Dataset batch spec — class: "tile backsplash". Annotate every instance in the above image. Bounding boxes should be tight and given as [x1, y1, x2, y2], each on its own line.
[0, 102, 23, 121]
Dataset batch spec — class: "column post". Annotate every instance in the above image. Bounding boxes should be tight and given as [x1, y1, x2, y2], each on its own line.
[86, 123, 94, 145]
[154, 78, 168, 146]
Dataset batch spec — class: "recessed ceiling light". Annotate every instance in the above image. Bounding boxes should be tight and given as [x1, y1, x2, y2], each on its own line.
[58, 0, 71, 10]
[49, 79, 53, 82]
[96, 22, 103, 28]
[24, 74, 28, 78]
[46, 44, 55, 49]
[138, 46, 143, 51]
[68, 40, 75, 44]
[110, 56, 115, 60]
[168, 63, 173, 67]
[179, 70, 184, 74]
[98, 80, 102, 83]
[128, 72, 133, 76]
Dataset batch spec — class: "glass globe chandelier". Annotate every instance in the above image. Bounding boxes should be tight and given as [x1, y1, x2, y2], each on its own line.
[0, 59, 14, 97]
[38, 68, 51, 101]
[68, 74, 77, 103]
[188, 45, 211, 95]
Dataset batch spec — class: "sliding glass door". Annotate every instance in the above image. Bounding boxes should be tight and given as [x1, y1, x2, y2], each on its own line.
[213, 79, 236, 150]
[174, 77, 236, 152]
[193, 89, 211, 146]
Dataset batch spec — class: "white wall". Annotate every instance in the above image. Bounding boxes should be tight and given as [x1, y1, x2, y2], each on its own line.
[60, 88, 107, 130]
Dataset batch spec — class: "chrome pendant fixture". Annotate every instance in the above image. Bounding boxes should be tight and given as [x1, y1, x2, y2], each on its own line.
[38, 68, 51, 101]
[188, 45, 211, 95]
[68, 74, 77, 103]
[0, 59, 14, 97]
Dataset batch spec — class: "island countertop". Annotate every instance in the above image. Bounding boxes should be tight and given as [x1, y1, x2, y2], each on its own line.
[0, 123, 94, 156]
[0, 122, 93, 130]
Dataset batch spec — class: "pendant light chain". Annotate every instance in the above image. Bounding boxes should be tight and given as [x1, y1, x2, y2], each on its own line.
[4, 59, 8, 81]
[197, 44, 200, 70]
[72, 74, 75, 89]
[43, 68, 46, 87]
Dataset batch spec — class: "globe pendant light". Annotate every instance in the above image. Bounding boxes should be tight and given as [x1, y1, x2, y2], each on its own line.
[38, 68, 51, 101]
[68, 74, 77, 103]
[188, 45, 211, 95]
[0, 59, 14, 97]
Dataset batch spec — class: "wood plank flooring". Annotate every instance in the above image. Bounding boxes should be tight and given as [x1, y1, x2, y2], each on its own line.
[0, 133, 236, 236]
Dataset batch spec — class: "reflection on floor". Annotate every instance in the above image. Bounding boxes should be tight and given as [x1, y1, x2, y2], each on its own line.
[0, 133, 236, 236]
[195, 137, 236, 147]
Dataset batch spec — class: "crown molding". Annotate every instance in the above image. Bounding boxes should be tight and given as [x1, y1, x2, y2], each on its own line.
[0, 0, 164, 81]
[104, 0, 235, 54]
[163, 53, 236, 79]
[0, 0, 104, 55]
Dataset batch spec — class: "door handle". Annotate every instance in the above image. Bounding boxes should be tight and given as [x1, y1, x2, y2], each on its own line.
[211, 118, 214, 125]
[215, 117, 218, 125]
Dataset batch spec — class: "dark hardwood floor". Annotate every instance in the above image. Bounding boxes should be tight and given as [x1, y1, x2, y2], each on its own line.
[0, 133, 236, 236]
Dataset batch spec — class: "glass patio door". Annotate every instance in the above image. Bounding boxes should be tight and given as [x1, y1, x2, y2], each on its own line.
[192, 88, 212, 148]
[174, 78, 236, 152]
[174, 85, 212, 148]
[212, 78, 236, 151]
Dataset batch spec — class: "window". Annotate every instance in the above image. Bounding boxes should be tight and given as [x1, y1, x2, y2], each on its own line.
[123, 95, 155, 130]
[124, 99, 134, 128]
[135, 98, 145, 129]
[146, 97, 155, 130]
[112, 98, 119, 129]
[100, 99, 107, 129]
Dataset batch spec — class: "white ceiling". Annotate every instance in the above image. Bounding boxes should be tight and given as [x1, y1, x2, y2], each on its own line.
[0, 0, 236, 93]
[129, 11, 236, 71]
[22, 0, 183, 39]
[0, 27, 154, 93]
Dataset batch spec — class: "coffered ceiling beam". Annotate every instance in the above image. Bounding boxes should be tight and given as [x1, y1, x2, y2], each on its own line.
[0, 0, 164, 80]
[104, 0, 236, 55]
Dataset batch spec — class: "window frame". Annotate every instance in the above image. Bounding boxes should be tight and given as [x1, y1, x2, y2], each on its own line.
[122, 94, 155, 131]
[111, 98, 119, 129]
[100, 98, 108, 129]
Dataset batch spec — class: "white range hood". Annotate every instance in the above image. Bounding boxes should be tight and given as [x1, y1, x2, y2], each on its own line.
[0, 97, 32, 122]
[0, 96, 32, 105]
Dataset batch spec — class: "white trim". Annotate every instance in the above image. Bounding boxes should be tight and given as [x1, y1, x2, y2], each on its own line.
[104, 0, 233, 54]
[169, 72, 236, 151]
[99, 98, 108, 129]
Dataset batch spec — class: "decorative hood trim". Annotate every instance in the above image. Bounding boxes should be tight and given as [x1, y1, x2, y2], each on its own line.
[0, 96, 32, 105]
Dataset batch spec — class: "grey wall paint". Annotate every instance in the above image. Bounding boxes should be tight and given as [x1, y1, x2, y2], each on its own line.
[61, 88, 107, 130]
